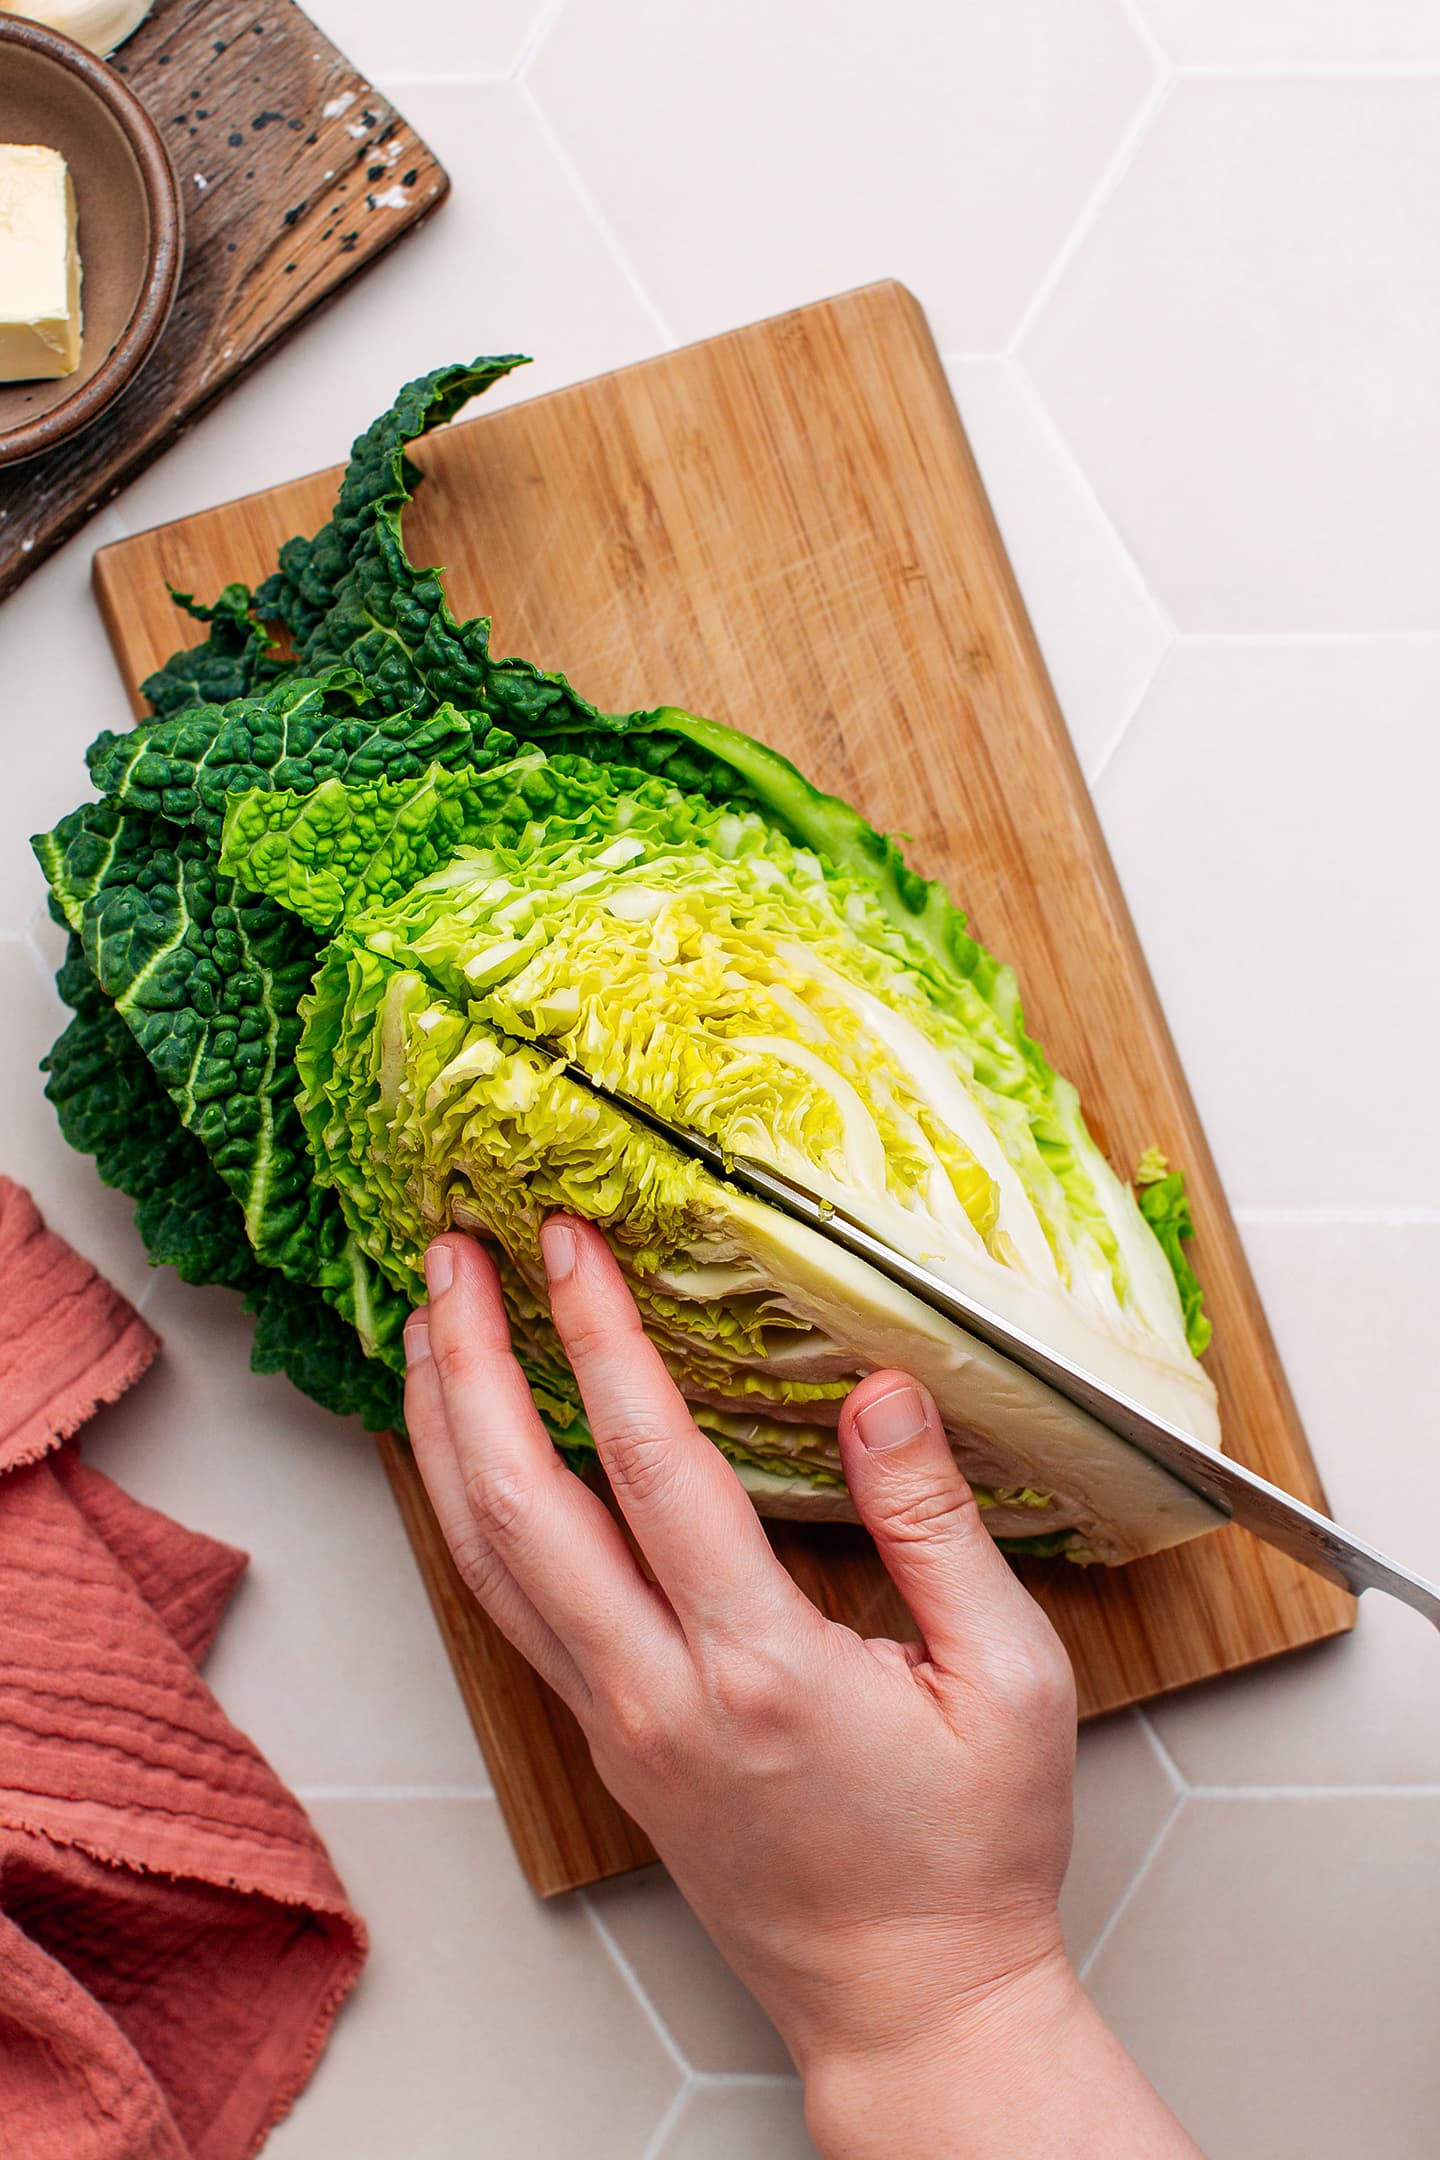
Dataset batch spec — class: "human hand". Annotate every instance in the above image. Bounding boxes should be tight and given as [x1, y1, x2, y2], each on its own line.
[404, 1220, 1204, 2159]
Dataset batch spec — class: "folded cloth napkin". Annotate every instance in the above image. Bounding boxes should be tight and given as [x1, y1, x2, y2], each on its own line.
[0, 1177, 367, 2160]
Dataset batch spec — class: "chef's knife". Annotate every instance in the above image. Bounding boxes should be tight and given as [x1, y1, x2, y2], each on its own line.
[558, 1060, 1440, 1628]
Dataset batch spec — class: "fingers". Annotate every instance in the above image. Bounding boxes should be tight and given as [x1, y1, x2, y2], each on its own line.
[404, 1316, 589, 1710]
[539, 1216, 819, 1643]
[837, 1369, 1052, 1676]
[411, 1236, 683, 1685]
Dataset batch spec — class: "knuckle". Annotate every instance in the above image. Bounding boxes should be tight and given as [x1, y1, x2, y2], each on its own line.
[878, 1480, 986, 1548]
[602, 1421, 674, 1507]
[447, 1527, 510, 1609]
[562, 1307, 641, 1368]
[461, 1461, 537, 1549]
[704, 1654, 785, 1730]
[432, 1334, 477, 1390]
[599, 1688, 682, 1783]
[559, 1315, 609, 1365]
[993, 1630, 1076, 1725]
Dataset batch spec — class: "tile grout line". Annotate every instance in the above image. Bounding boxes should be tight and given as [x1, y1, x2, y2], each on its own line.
[1173, 628, 1440, 646]
[23, 913, 65, 989]
[376, 69, 515, 87]
[1114, 0, 1171, 72]
[517, 80, 679, 353]
[1081, 636, 1174, 791]
[1188, 1784, 1440, 1800]
[1076, 1788, 1185, 1986]
[1177, 61, 1440, 81]
[691, 2072, 801, 2090]
[1006, 355, 1181, 642]
[581, 1892, 695, 2080]
[937, 341, 1184, 805]
[943, 351, 1181, 665]
[18, 933, 49, 988]
[1135, 1706, 1189, 1796]
[1004, 65, 1175, 359]
[512, 0, 573, 82]
[997, 50, 1189, 771]
[638, 2078, 695, 2160]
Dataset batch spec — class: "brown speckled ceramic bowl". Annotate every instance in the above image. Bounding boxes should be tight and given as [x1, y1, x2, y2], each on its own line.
[0, 14, 182, 468]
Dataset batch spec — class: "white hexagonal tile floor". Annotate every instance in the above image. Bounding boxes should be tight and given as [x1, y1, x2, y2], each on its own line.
[263, 1798, 683, 2160]
[1025, 79, 1440, 628]
[0, 513, 133, 936]
[586, 1868, 795, 2078]
[529, 0, 1156, 354]
[652, 2079, 816, 2160]
[1087, 1795, 1440, 2160]
[1137, 0, 1440, 66]
[1148, 1222, 1440, 1790]
[305, 0, 558, 83]
[1064, 1712, 1180, 1969]
[1092, 639, 1440, 1212]
[947, 358, 1171, 777]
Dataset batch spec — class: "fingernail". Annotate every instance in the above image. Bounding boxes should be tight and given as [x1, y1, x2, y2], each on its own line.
[541, 1219, 576, 1282]
[424, 1243, 454, 1298]
[404, 1319, 430, 1368]
[855, 1382, 929, 1453]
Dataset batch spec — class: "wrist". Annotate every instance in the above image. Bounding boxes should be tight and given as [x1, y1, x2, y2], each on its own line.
[802, 1944, 1089, 2160]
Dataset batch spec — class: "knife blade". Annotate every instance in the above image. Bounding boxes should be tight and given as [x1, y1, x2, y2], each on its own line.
[557, 1059, 1440, 1627]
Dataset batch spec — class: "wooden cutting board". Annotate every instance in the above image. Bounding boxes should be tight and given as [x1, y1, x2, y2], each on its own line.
[0, 0, 447, 603]
[91, 281, 1354, 1896]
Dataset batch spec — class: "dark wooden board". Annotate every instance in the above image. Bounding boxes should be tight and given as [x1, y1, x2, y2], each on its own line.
[93, 283, 1355, 1895]
[0, 0, 447, 602]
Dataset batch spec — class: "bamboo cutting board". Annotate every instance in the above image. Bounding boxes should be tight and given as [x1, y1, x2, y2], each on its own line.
[92, 282, 1354, 1895]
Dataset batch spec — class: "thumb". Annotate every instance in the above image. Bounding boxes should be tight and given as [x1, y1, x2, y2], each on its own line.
[838, 1369, 1041, 1671]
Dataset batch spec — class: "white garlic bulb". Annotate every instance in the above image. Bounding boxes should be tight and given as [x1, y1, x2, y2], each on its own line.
[1, 0, 155, 57]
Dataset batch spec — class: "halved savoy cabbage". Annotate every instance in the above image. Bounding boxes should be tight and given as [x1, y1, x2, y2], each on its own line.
[34, 356, 1219, 1565]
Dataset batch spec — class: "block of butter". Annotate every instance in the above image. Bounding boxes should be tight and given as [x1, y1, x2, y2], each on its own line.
[0, 144, 83, 383]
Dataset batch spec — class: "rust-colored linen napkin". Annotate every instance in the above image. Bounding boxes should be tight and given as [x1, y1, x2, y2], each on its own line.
[0, 1178, 367, 2159]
